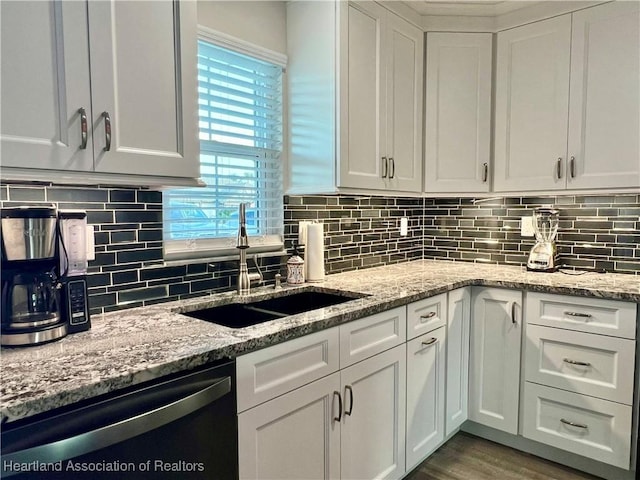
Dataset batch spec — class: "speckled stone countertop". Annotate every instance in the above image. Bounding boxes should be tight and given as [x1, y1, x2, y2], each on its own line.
[2, 260, 639, 423]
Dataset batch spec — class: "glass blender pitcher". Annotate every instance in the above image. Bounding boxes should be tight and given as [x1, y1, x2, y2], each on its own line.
[527, 207, 560, 272]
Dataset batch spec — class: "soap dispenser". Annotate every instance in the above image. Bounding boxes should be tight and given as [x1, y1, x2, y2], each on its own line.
[286, 242, 305, 285]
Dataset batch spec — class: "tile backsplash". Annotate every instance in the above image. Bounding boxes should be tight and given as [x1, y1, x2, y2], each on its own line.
[1, 182, 638, 315]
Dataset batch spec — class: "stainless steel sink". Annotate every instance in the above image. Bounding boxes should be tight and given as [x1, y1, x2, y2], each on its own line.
[180, 290, 367, 329]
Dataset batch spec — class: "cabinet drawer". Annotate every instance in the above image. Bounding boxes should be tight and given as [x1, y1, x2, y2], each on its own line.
[525, 325, 635, 404]
[522, 383, 632, 469]
[526, 292, 636, 339]
[340, 307, 406, 368]
[407, 293, 446, 340]
[237, 327, 339, 412]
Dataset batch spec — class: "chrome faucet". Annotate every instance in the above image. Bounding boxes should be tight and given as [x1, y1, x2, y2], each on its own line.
[236, 203, 262, 295]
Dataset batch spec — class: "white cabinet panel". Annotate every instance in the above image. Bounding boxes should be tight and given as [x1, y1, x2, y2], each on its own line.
[522, 382, 632, 470]
[385, 13, 423, 193]
[339, 306, 406, 368]
[469, 287, 522, 435]
[88, 0, 198, 177]
[445, 287, 470, 436]
[424, 33, 492, 193]
[406, 293, 446, 340]
[237, 327, 339, 412]
[341, 344, 406, 480]
[494, 15, 571, 192]
[238, 372, 341, 480]
[0, 1, 93, 172]
[525, 325, 635, 405]
[340, 1, 387, 190]
[567, 1, 640, 189]
[406, 328, 446, 471]
[526, 292, 637, 339]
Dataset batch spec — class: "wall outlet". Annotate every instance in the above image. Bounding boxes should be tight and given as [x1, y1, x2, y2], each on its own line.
[520, 216, 535, 237]
[86, 225, 96, 261]
[298, 221, 311, 245]
[400, 217, 408, 236]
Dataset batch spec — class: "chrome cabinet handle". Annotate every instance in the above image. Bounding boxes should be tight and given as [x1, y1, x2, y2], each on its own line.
[482, 163, 488, 183]
[79, 107, 88, 150]
[421, 337, 438, 348]
[345, 385, 353, 416]
[382, 157, 388, 178]
[102, 111, 111, 151]
[561, 418, 588, 429]
[564, 311, 592, 319]
[556, 157, 562, 179]
[389, 157, 395, 179]
[420, 311, 437, 321]
[563, 358, 592, 367]
[333, 391, 342, 422]
[510, 302, 517, 324]
[570, 156, 576, 178]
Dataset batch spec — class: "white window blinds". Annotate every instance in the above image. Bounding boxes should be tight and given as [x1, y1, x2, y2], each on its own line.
[164, 39, 284, 260]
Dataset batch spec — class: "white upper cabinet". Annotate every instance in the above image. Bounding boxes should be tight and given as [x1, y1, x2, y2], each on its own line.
[494, 15, 571, 192]
[287, 0, 423, 195]
[0, 1, 93, 172]
[566, 1, 640, 189]
[0, 0, 198, 184]
[87, 1, 198, 178]
[495, 2, 640, 192]
[340, 1, 423, 192]
[424, 33, 492, 193]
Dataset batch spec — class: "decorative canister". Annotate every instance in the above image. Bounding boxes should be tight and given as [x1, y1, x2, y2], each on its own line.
[286, 245, 305, 284]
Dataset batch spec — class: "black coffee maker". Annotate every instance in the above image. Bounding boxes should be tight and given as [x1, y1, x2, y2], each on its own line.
[1, 207, 91, 346]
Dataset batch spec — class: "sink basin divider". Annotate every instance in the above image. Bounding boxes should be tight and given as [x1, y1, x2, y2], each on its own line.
[243, 305, 289, 318]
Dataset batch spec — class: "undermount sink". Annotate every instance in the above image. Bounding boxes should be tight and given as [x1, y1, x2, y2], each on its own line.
[181, 290, 366, 329]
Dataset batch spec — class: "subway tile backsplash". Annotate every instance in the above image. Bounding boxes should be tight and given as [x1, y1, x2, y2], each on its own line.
[1, 183, 638, 315]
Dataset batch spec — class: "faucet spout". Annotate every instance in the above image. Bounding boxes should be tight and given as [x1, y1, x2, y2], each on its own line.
[236, 203, 261, 295]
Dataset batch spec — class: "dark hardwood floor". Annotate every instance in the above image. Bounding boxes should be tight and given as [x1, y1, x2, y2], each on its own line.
[404, 432, 602, 480]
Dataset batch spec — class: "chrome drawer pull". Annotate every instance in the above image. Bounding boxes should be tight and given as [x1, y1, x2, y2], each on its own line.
[420, 311, 437, 321]
[561, 418, 588, 429]
[78, 107, 88, 149]
[563, 358, 592, 367]
[421, 337, 438, 348]
[564, 311, 592, 319]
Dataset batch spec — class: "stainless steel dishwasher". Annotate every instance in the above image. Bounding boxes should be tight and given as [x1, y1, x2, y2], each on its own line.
[1, 359, 238, 479]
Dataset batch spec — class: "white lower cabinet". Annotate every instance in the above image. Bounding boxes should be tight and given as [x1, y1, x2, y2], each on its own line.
[341, 344, 407, 480]
[469, 287, 522, 435]
[406, 327, 446, 471]
[238, 372, 341, 480]
[522, 383, 632, 469]
[445, 287, 471, 436]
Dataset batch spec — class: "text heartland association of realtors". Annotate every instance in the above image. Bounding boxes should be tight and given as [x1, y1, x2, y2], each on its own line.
[2, 460, 205, 473]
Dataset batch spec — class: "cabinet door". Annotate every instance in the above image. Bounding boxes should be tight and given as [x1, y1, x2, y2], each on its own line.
[567, 1, 640, 189]
[445, 287, 470, 436]
[494, 16, 571, 192]
[87, 0, 198, 178]
[238, 372, 341, 480]
[0, 1, 93, 172]
[406, 327, 446, 471]
[339, 0, 387, 190]
[341, 345, 406, 480]
[424, 33, 492, 194]
[385, 13, 423, 193]
[469, 287, 522, 435]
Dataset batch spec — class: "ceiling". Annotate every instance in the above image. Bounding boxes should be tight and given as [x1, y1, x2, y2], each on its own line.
[401, 0, 541, 16]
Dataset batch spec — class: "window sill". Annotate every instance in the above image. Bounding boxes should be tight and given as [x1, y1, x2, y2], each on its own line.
[162, 249, 287, 268]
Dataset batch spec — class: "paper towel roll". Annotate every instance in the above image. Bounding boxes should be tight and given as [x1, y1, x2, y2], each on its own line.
[306, 222, 325, 282]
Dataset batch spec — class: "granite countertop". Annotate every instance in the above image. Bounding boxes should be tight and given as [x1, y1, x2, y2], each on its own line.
[2, 260, 639, 424]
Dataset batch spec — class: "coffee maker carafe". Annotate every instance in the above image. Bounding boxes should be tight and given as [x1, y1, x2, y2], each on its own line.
[1, 207, 67, 346]
[527, 207, 560, 272]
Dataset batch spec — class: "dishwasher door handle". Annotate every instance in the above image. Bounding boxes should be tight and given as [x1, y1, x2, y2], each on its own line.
[2, 376, 231, 472]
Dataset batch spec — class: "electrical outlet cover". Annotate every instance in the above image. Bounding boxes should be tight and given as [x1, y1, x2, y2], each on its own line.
[521, 216, 535, 237]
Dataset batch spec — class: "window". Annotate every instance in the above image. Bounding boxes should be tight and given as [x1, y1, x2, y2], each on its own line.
[163, 34, 284, 260]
